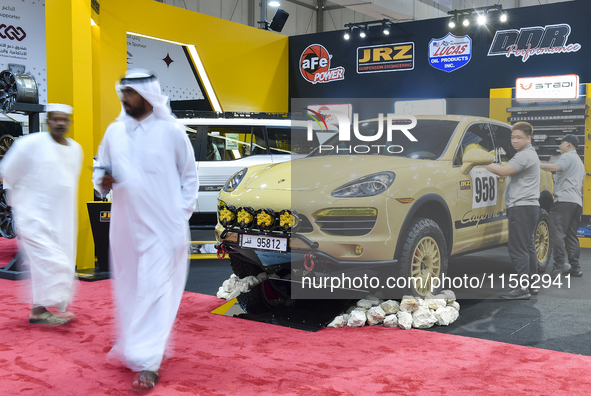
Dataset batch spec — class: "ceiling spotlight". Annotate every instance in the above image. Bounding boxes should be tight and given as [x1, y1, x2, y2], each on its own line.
[344, 27, 351, 40]
[462, 17, 470, 27]
[383, 23, 391, 35]
[500, 13, 507, 22]
[448, 17, 455, 28]
[477, 14, 486, 25]
[268, 1, 280, 7]
[359, 26, 367, 38]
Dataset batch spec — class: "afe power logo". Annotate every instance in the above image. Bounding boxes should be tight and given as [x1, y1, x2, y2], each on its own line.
[356, 42, 414, 74]
[428, 33, 471, 73]
[299, 44, 345, 84]
[488, 24, 581, 62]
[0, 24, 26, 41]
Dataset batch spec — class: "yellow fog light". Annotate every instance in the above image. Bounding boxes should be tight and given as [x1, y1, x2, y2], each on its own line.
[279, 209, 297, 232]
[256, 208, 276, 231]
[219, 205, 236, 227]
[237, 207, 255, 230]
[354, 245, 363, 256]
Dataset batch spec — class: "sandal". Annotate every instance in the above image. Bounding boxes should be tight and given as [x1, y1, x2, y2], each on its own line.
[29, 311, 68, 325]
[131, 370, 159, 393]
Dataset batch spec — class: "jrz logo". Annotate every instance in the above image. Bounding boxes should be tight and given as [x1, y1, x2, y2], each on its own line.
[0, 24, 26, 41]
[357, 42, 414, 74]
[300, 44, 345, 84]
[488, 24, 581, 62]
[100, 211, 111, 223]
[459, 180, 471, 190]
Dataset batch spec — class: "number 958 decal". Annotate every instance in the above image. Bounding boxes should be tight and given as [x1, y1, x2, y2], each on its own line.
[470, 168, 497, 208]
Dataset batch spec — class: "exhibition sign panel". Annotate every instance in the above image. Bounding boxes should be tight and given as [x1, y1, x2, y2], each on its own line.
[126, 34, 205, 102]
[0, 0, 46, 105]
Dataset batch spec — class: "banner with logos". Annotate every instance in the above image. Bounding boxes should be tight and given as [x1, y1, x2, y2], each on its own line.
[289, 0, 591, 114]
[0, 0, 46, 104]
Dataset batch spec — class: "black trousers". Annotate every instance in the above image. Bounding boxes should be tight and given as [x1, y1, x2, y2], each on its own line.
[549, 202, 582, 269]
[507, 206, 539, 280]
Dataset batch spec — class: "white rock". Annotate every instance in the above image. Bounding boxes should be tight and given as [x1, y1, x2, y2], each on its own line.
[347, 309, 367, 327]
[343, 314, 351, 324]
[441, 290, 456, 303]
[367, 297, 381, 306]
[222, 279, 233, 293]
[448, 301, 460, 312]
[327, 315, 345, 328]
[244, 276, 260, 288]
[216, 287, 230, 300]
[400, 296, 420, 313]
[434, 307, 460, 326]
[256, 272, 268, 281]
[412, 307, 437, 329]
[357, 299, 374, 309]
[417, 299, 429, 309]
[397, 311, 413, 330]
[380, 300, 400, 315]
[366, 306, 386, 326]
[383, 314, 398, 328]
[425, 295, 447, 310]
[226, 289, 241, 301]
[235, 282, 249, 293]
[346, 306, 357, 315]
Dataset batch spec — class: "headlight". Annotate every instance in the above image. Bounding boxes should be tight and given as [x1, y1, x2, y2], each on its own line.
[331, 172, 395, 197]
[223, 168, 248, 192]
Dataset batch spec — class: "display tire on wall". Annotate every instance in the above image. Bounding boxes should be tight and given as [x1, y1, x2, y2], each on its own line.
[229, 253, 261, 278]
[236, 280, 284, 314]
[535, 208, 551, 274]
[398, 218, 448, 298]
[0, 186, 16, 239]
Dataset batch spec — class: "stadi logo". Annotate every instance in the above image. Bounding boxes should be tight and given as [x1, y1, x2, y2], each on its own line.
[299, 44, 345, 84]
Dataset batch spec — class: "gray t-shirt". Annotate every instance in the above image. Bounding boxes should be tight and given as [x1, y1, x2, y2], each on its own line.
[553, 149, 584, 206]
[505, 144, 540, 208]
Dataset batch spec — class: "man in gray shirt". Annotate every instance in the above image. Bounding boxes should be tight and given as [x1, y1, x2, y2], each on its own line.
[540, 134, 585, 277]
[486, 122, 540, 299]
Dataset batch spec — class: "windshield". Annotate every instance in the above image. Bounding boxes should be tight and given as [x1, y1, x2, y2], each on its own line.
[309, 119, 459, 160]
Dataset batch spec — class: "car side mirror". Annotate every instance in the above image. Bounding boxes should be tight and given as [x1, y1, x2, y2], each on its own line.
[460, 149, 494, 175]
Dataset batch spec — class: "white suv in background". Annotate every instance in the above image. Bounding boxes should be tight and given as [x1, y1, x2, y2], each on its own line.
[176, 112, 333, 226]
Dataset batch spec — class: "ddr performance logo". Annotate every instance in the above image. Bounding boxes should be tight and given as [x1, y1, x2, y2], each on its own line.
[428, 33, 471, 73]
[299, 44, 345, 84]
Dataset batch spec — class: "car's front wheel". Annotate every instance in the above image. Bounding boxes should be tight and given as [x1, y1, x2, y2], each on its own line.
[535, 208, 552, 274]
[398, 218, 449, 297]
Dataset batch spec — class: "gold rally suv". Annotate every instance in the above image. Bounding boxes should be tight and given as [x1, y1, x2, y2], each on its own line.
[215, 115, 553, 312]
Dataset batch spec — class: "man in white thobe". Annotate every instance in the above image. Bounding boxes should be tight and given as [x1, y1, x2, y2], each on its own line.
[0, 104, 83, 325]
[93, 70, 198, 392]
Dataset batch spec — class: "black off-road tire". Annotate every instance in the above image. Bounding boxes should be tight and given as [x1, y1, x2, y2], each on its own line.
[237, 280, 284, 314]
[535, 208, 552, 274]
[229, 253, 261, 278]
[398, 218, 448, 298]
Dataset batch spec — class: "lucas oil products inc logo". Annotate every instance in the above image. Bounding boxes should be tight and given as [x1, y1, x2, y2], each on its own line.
[488, 24, 581, 62]
[428, 33, 471, 73]
[299, 44, 345, 84]
[356, 42, 414, 74]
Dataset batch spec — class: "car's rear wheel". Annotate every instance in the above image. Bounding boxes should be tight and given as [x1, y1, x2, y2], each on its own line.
[535, 208, 551, 274]
[398, 218, 448, 297]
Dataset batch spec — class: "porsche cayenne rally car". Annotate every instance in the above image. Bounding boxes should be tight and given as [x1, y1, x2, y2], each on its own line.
[215, 115, 554, 313]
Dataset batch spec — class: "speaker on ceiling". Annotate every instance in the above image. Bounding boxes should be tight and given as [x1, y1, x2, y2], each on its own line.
[270, 9, 289, 32]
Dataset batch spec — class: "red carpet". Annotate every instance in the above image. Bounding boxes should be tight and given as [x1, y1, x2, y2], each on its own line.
[0, 237, 18, 267]
[1, 279, 591, 395]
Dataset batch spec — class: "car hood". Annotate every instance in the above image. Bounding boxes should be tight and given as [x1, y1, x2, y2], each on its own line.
[243, 155, 432, 192]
